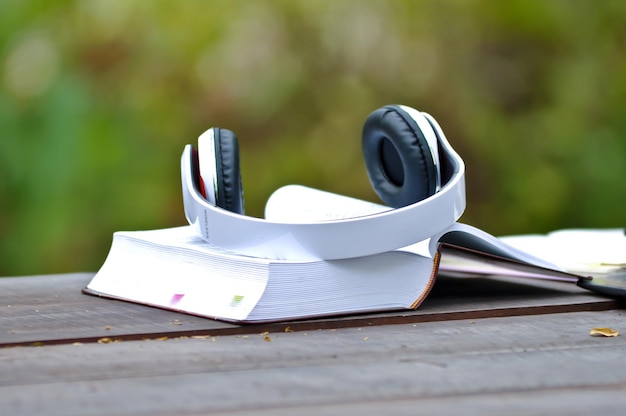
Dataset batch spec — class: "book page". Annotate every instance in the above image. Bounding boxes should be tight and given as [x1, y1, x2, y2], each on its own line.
[500, 228, 626, 276]
[437, 244, 579, 282]
[265, 185, 391, 222]
[430, 223, 564, 271]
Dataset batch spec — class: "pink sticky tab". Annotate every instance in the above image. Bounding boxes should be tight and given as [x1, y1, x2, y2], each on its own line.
[170, 294, 185, 305]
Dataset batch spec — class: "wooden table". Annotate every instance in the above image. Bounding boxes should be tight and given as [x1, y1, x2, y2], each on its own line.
[2, 272, 626, 415]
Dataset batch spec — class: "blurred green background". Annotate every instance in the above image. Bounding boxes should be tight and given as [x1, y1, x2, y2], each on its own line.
[1, 0, 625, 277]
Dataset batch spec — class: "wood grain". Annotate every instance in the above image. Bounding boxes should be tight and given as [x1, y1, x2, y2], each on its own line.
[2, 310, 626, 415]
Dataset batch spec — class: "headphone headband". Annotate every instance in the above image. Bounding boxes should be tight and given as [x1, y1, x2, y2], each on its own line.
[181, 107, 465, 260]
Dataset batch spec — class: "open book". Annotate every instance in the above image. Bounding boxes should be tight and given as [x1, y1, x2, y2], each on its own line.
[84, 185, 587, 323]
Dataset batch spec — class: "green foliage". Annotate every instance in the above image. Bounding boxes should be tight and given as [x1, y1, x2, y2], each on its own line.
[1, 0, 625, 276]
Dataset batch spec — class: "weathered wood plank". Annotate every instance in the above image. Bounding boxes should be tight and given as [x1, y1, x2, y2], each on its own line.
[203, 386, 626, 416]
[1, 310, 625, 416]
[1, 272, 621, 347]
[1, 273, 235, 346]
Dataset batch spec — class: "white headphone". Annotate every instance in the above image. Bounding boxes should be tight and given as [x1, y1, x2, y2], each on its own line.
[181, 105, 466, 260]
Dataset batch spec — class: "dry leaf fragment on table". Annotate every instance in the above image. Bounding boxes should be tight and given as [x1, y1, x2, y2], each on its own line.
[590, 327, 620, 337]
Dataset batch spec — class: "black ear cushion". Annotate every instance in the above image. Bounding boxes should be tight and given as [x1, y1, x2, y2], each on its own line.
[213, 128, 245, 214]
[362, 105, 437, 208]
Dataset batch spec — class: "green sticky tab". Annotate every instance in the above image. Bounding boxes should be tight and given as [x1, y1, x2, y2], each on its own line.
[230, 295, 244, 306]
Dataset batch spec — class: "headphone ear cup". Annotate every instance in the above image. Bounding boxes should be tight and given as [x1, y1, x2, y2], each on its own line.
[213, 128, 245, 214]
[362, 105, 438, 208]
